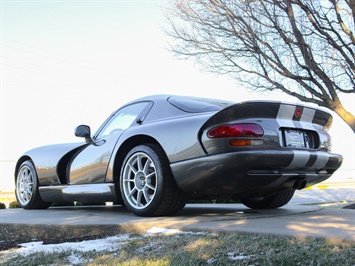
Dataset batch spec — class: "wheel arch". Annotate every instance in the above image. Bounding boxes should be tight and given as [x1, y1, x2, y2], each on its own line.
[14, 156, 33, 180]
[111, 135, 167, 184]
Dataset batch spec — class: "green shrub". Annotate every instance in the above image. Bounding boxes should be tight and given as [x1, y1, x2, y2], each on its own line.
[9, 201, 20, 208]
[0, 202, 6, 209]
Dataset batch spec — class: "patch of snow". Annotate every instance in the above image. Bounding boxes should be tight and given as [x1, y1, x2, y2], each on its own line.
[68, 253, 88, 265]
[207, 257, 217, 264]
[0, 234, 130, 264]
[144, 226, 210, 236]
[144, 226, 182, 236]
[19, 241, 44, 249]
[227, 252, 254, 261]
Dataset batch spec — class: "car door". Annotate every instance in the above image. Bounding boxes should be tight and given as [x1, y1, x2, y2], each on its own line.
[69, 102, 151, 184]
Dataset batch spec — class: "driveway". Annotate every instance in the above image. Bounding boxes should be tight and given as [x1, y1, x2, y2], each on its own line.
[1, 180, 354, 241]
[1, 203, 354, 241]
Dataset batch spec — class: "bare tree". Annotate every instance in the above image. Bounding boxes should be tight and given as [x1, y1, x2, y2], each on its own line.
[165, 0, 355, 132]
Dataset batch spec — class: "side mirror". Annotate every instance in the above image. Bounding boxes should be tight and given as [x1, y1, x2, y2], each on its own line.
[75, 125, 92, 143]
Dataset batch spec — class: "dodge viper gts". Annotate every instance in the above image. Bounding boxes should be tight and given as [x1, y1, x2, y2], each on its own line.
[15, 95, 343, 216]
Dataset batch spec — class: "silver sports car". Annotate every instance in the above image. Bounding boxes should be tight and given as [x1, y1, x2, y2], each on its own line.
[15, 95, 343, 216]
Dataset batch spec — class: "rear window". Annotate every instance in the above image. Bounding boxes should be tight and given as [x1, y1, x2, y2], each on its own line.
[168, 96, 234, 113]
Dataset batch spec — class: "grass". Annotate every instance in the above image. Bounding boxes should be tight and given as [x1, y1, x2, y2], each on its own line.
[1, 231, 354, 266]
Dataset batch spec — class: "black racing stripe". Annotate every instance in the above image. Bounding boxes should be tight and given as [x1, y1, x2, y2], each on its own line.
[283, 104, 301, 129]
[230, 102, 281, 119]
[292, 106, 303, 122]
[305, 154, 317, 167]
[204, 102, 281, 127]
[312, 109, 331, 128]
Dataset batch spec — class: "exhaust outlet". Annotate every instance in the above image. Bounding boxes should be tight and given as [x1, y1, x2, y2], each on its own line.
[293, 180, 307, 190]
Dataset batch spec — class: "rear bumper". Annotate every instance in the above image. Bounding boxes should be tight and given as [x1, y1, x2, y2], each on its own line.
[170, 150, 343, 196]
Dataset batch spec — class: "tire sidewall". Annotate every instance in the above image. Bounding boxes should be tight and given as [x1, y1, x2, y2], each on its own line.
[240, 190, 295, 209]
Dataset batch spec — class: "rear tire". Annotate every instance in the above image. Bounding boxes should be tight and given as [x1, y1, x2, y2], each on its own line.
[15, 161, 52, 209]
[120, 144, 188, 217]
[240, 190, 295, 209]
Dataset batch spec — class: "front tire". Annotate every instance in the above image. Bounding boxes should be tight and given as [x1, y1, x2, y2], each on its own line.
[240, 190, 295, 209]
[15, 161, 52, 209]
[120, 144, 187, 217]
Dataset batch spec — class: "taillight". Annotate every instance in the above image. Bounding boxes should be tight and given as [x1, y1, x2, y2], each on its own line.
[208, 124, 264, 138]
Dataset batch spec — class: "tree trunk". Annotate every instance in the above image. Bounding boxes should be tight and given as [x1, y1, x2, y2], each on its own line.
[331, 102, 355, 133]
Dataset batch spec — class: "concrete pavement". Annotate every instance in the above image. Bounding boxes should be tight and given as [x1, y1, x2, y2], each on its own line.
[1, 203, 354, 241]
[289, 185, 354, 205]
[1, 181, 354, 241]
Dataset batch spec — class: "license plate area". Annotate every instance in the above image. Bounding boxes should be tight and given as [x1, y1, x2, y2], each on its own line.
[283, 129, 312, 149]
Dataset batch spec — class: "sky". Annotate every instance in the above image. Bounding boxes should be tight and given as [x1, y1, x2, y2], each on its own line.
[0, 0, 354, 190]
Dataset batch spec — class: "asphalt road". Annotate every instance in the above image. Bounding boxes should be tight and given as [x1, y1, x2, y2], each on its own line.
[1, 183, 354, 241]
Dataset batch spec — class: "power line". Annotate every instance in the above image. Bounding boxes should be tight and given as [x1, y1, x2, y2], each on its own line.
[1, 38, 116, 75]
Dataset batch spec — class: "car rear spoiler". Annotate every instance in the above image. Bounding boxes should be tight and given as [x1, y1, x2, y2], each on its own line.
[202, 101, 333, 131]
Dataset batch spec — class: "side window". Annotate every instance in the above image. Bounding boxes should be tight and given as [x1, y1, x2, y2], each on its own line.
[97, 102, 149, 138]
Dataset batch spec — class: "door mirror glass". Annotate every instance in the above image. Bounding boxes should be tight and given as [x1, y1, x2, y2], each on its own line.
[75, 125, 92, 143]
